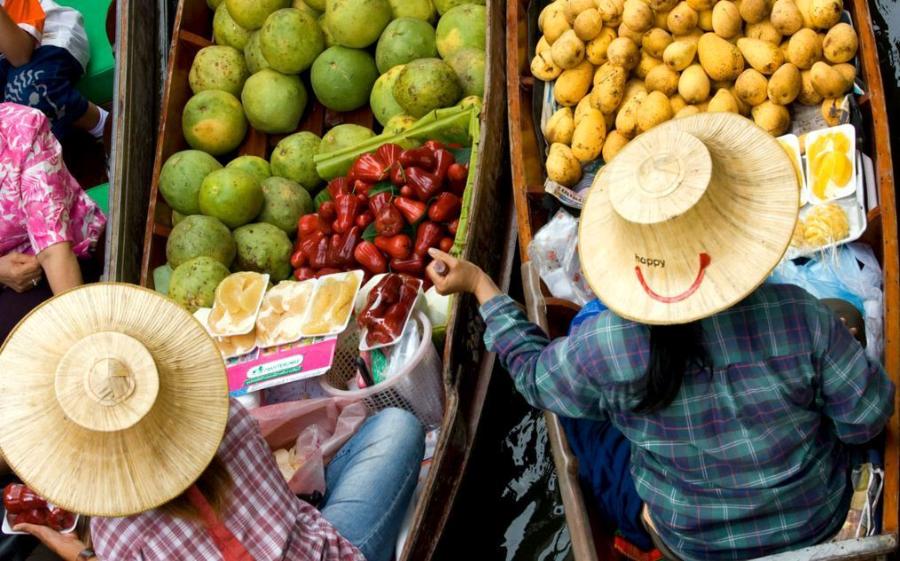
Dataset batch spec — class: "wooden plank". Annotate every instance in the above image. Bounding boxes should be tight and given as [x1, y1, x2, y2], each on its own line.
[105, 0, 160, 282]
[847, 0, 900, 534]
[746, 534, 897, 561]
[521, 261, 600, 561]
[507, 0, 535, 263]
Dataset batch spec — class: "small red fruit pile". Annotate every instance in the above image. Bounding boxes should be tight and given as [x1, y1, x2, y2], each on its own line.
[358, 273, 421, 347]
[291, 141, 468, 284]
[3, 484, 75, 531]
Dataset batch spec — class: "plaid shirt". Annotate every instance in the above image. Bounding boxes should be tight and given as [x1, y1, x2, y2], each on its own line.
[91, 399, 364, 561]
[481, 284, 894, 561]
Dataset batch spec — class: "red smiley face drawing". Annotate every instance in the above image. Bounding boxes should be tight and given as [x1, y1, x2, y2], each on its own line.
[635, 253, 712, 304]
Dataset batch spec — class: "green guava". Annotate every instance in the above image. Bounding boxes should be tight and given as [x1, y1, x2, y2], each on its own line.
[393, 58, 462, 118]
[198, 168, 264, 228]
[435, 3, 486, 58]
[213, 4, 251, 50]
[257, 177, 313, 233]
[310, 46, 379, 112]
[225, 0, 290, 30]
[259, 8, 324, 73]
[159, 150, 223, 215]
[241, 69, 307, 133]
[182, 90, 248, 156]
[323, 0, 392, 48]
[370, 65, 407, 126]
[169, 256, 231, 312]
[375, 18, 437, 74]
[226, 155, 271, 183]
[166, 214, 236, 268]
[233, 223, 293, 280]
[270, 131, 323, 189]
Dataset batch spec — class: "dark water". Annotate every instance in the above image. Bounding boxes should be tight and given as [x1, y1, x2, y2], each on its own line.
[871, 0, 900, 174]
[434, 376, 573, 561]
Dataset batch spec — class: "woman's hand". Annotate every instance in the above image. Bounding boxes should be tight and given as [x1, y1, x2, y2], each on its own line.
[0, 252, 42, 292]
[426, 248, 501, 305]
[37, 242, 83, 295]
[13, 523, 89, 561]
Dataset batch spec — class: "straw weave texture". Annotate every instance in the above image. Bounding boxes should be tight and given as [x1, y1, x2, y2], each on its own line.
[0, 283, 229, 517]
[579, 113, 799, 325]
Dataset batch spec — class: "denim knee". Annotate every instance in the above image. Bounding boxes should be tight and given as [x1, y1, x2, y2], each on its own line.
[369, 408, 426, 459]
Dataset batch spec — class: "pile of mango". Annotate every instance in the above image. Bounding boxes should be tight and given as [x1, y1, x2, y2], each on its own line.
[532, 0, 858, 186]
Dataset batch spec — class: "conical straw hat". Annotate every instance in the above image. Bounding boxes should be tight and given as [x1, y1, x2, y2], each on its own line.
[0, 283, 229, 517]
[579, 113, 799, 325]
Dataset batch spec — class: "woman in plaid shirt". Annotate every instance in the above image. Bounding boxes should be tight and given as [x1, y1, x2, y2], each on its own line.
[4, 283, 425, 561]
[425, 115, 895, 561]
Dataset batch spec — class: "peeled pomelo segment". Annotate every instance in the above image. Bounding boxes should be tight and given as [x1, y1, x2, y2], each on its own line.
[217, 277, 244, 314]
[239, 284, 260, 313]
[234, 330, 257, 350]
[288, 292, 310, 315]
[209, 304, 227, 328]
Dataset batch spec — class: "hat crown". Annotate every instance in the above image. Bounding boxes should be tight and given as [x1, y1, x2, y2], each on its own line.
[607, 130, 712, 225]
[87, 358, 137, 405]
[55, 331, 159, 433]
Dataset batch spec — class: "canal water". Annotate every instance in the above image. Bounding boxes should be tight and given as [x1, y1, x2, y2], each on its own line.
[435, 2, 900, 560]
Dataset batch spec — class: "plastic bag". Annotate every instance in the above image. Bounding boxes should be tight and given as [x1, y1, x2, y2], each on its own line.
[379, 319, 421, 383]
[251, 399, 368, 496]
[528, 210, 595, 305]
[770, 243, 884, 361]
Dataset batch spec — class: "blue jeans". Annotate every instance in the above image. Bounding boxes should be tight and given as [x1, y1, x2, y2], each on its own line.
[0, 46, 88, 140]
[321, 408, 425, 561]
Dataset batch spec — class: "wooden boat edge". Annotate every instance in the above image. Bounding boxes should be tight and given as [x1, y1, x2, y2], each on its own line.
[398, 2, 510, 558]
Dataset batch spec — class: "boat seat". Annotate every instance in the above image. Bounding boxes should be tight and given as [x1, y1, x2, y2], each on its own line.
[86, 182, 109, 216]
[54, 0, 115, 105]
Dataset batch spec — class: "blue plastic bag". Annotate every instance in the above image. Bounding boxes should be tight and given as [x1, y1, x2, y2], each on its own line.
[769, 243, 884, 361]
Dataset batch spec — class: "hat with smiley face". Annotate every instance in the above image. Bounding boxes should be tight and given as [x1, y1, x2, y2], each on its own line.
[579, 113, 799, 325]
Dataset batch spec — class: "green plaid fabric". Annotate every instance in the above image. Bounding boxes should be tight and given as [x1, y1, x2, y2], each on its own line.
[481, 284, 894, 560]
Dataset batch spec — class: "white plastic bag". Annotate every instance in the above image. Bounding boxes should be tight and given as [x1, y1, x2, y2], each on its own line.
[528, 210, 595, 305]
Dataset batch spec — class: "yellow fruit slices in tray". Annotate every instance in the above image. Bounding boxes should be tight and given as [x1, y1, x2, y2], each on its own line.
[192, 307, 258, 360]
[787, 186, 866, 259]
[208, 272, 270, 337]
[255, 280, 316, 349]
[298, 271, 363, 338]
[805, 124, 858, 203]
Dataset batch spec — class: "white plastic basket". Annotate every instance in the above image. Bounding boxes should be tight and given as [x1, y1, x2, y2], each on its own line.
[320, 311, 444, 430]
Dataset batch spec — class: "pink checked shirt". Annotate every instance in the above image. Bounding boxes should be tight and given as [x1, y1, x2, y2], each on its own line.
[0, 103, 105, 258]
[91, 400, 365, 561]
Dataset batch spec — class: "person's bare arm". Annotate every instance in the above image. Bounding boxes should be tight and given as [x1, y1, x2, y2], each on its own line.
[37, 243, 83, 295]
[0, 7, 36, 66]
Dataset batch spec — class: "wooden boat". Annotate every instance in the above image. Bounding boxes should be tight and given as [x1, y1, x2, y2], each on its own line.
[138, 2, 510, 560]
[507, 1, 900, 559]
[103, 0, 162, 282]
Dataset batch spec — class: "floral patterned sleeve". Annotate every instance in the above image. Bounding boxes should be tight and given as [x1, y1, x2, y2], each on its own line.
[19, 111, 79, 253]
[15, 108, 104, 256]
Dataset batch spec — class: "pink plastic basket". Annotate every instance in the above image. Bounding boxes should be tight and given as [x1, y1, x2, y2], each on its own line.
[320, 312, 444, 429]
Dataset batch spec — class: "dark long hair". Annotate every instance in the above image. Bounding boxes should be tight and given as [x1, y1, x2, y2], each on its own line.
[159, 455, 234, 520]
[633, 322, 711, 413]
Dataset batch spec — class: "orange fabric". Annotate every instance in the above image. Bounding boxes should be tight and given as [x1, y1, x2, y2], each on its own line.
[614, 536, 663, 561]
[2, 0, 45, 34]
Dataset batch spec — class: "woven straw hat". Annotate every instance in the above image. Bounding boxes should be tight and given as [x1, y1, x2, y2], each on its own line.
[579, 113, 799, 325]
[0, 283, 229, 517]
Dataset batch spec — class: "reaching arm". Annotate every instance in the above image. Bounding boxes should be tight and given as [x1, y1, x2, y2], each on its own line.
[0, 7, 36, 66]
[37, 242, 83, 295]
[426, 249, 639, 419]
